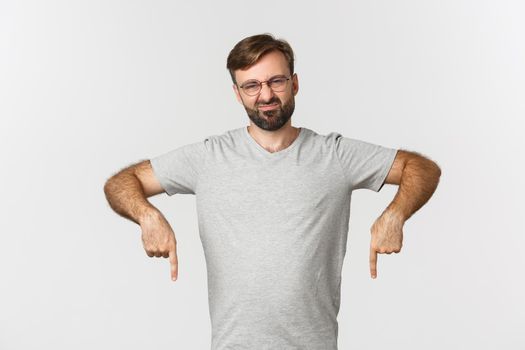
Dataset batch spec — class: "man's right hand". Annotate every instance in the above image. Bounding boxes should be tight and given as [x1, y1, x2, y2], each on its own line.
[140, 209, 178, 281]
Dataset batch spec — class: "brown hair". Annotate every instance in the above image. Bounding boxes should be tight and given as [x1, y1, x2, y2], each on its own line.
[226, 33, 295, 84]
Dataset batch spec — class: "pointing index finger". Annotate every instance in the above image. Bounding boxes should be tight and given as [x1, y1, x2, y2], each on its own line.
[169, 247, 178, 281]
[370, 246, 378, 279]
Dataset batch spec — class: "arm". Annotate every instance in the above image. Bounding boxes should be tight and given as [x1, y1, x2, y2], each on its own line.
[384, 149, 442, 221]
[369, 150, 441, 279]
[103, 160, 165, 225]
[103, 160, 179, 281]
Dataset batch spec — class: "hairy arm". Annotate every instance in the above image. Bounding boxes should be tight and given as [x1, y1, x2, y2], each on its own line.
[384, 149, 442, 221]
[104, 160, 179, 280]
[103, 160, 164, 225]
[369, 149, 441, 279]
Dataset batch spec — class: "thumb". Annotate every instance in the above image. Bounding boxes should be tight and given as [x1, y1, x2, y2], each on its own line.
[169, 245, 178, 281]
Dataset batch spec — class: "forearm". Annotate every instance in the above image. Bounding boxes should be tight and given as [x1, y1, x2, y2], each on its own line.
[103, 169, 159, 225]
[385, 156, 441, 222]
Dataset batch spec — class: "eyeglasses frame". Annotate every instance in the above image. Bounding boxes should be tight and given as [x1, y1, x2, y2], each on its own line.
[237, 74, 294, 96]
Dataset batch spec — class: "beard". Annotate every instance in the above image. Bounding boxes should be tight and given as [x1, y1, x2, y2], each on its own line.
[243, 95, 295, 131]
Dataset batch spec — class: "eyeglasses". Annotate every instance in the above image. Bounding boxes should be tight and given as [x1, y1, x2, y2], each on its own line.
[238, 75, 292, 96]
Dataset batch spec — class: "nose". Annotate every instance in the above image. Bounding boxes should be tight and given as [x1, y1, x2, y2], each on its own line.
[257, 82, 275, 102]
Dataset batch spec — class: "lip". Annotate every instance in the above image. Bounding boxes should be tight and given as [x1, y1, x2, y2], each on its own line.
[258, 103, 279, 111]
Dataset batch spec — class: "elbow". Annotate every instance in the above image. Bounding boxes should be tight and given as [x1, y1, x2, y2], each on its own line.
[410, 154, 441, 183]
[103, 177, 115, 199]
[404, 151, 442, 189]
[430, 161, 441, 177]
[408, 153, 442, 177]
[103, 173, 122, 198]
[429, 161, 442, 187]
[432, 160, 442, 176]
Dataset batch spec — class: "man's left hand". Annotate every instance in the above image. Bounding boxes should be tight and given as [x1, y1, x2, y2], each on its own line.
[369, 210, 405, 279]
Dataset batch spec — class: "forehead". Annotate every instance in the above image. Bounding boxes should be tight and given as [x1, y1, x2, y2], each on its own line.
[235, 50, 290, 83]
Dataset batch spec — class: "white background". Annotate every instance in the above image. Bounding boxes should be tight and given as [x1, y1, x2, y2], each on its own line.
[1, 0, 523, 349]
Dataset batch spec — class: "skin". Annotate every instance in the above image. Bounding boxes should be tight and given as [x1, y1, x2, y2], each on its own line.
[233, 50, 301, 153]
[103, 48, 441, 282]
[373, 150, 441, 279]
[103, 162, 178, 280]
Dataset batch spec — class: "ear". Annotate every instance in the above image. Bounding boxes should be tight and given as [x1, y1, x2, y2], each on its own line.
[233, 84, 243, 104]
[292, 73, 299, 96]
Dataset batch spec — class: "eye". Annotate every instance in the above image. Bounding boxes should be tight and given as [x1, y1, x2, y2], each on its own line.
[242, 81, 259, 90]
[269, 77, 288, 87]
[270, 77, 287, 84]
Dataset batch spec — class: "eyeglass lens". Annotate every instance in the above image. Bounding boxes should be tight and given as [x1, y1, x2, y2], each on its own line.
[242, 77, 289, 95]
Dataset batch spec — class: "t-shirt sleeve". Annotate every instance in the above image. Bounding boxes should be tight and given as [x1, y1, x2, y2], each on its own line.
[333, 134, 398, 192]
[149, 139, 208, 196]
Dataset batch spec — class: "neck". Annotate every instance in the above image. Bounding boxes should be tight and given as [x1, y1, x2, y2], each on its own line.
[247, 123, 300, 154]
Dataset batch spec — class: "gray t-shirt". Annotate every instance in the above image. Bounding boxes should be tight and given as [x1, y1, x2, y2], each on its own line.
[150, 126, 398, 350]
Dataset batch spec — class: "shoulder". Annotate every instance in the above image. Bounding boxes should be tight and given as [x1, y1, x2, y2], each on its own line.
[321, 131, 388, 152]
[302, 128, 359, 149]
[308, 130, 396, 162]
[299, 127, 340, 144]
[200, 127, 245, 151]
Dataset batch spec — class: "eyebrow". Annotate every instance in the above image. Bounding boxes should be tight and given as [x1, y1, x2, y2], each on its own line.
[240, 74, 287, 86]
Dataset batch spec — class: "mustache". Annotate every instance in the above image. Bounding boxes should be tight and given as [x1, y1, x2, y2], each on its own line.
[257, 98, 281, 107]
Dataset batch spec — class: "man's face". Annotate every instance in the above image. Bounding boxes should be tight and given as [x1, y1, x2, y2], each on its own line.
[233, 50, 299, 131]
